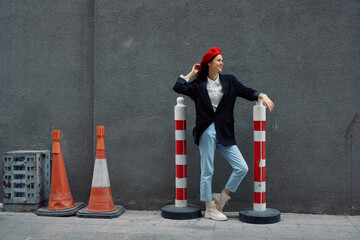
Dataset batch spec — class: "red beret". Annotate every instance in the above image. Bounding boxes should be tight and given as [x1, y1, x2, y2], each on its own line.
[200, 47, 221, 65]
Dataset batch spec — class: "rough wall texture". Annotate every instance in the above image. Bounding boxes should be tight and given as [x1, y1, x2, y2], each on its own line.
[0, 0, 95, 203]
[1, 0, 359, 215]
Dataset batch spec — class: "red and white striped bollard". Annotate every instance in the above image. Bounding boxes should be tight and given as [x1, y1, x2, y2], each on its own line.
[253, 99, 266, 211]
[175, 97, 187, 207]
[239, 99, 280, 224]
[161, 97, 201, 219]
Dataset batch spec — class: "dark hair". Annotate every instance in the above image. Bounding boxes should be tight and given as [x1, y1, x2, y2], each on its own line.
[190, 54, 219, 84]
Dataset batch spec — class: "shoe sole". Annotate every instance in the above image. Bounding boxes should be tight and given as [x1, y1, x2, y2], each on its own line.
[204, 213, 227, 221]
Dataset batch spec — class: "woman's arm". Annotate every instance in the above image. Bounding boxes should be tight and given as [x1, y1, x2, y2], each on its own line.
[173, 77, 195, 97]
[233, 75, 275, 112]
[173, 64, 200, 98]
[234, 75, 261, 101]
[185, 64, 200, 79]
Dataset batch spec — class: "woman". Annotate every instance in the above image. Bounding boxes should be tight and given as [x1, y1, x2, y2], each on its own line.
[173, 47, 274, 221]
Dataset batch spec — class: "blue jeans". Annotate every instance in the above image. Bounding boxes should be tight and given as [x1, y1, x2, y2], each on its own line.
[199, 123, 248, 202]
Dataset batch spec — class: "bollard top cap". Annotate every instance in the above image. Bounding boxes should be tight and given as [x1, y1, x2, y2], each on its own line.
[176, 97, 185, 105]
[97, 126, 105, 137]
[256, 99, 263, 106]
[51, 130, 61, 141]
[253, 99, 266, 121]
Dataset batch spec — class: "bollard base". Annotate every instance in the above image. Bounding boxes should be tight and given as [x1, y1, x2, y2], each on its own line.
[36, 202, 86, 217]
[161, 204, 201, 220]
[76, 205, 125, 219]
[239, 208, 280, 224]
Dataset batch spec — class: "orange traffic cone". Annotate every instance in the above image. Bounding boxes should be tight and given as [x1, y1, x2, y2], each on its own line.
[77, 126, 125, 218]
[47, 130, 76, 210]
[87, 126, 115, 212]
[36, 130, 85, 216]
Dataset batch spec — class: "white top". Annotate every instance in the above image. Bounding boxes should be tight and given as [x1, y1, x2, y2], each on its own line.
[206, 76, 223, 111]
[180, 75, 223, 111]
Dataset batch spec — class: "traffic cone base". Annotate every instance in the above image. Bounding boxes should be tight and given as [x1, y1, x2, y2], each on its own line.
[36, 202, 86, 217]
[77, 205, 125, 219]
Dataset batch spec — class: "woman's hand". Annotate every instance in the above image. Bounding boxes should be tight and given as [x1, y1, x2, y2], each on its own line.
[259, 93, 274, 112]
[186, 63, 201, 80]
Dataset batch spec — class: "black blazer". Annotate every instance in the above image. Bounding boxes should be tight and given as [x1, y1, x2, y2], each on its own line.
[173, 73, 260, 146]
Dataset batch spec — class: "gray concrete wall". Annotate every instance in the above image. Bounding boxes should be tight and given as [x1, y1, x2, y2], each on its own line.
[0, 0, 95, 203]
[1, 0, 359, 215]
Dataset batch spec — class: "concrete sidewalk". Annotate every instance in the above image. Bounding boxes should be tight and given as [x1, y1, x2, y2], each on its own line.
[0, 210, 359, 240]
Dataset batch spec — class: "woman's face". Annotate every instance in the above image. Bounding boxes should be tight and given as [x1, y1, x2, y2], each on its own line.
[208, 54, 223, 73]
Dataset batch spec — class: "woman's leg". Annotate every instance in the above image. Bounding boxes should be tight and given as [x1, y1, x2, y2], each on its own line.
[211, 145, 247, 212]
[223, 188, 231, 195]
[216, 144, 248, 194]
[200, 123, 228, 220]
[198, 123, 217, 202]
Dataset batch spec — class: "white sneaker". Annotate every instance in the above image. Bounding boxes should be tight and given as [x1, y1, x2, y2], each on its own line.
[204, 201, 227, 221]
[212, 190, 231, 212]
